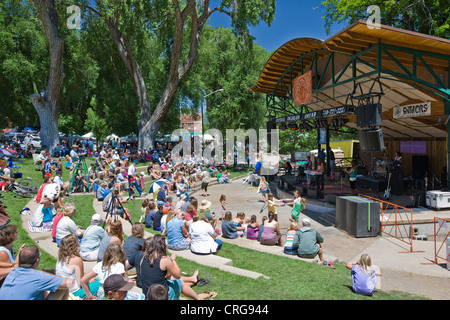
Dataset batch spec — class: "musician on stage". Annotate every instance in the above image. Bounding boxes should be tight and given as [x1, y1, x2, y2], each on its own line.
[345, 160, 358, 195]
[315, 158, 325, 191]
[391, 151, 403, 196]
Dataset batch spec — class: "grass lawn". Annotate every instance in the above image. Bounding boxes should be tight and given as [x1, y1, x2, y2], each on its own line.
[0, 157, 427, 300]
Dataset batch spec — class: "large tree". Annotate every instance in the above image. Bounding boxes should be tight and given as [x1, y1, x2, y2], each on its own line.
[70, 0, 275, 149]
[29, 0, 65, 152]
[321, 0, 450, 38]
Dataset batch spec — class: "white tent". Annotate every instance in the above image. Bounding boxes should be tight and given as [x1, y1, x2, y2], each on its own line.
[203, 134, 214, 141]
[106, 134, 119, 141]
[82, 132, 95, 139]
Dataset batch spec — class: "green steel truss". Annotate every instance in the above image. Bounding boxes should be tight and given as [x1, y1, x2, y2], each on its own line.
[267, 42, 450, 118]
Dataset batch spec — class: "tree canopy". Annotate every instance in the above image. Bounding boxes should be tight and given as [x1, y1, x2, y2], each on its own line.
[321, 0, 450, 38]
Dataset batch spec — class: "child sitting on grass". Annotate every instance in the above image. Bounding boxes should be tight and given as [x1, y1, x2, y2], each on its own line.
[346, 254, 382, 296]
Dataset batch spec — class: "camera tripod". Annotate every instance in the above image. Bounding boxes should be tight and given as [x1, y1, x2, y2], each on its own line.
[103, 194, 133, 228]
[68, 155, 91, 194]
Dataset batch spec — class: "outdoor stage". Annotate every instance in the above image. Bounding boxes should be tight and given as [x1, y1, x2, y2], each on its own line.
[277, 173, 429, 209]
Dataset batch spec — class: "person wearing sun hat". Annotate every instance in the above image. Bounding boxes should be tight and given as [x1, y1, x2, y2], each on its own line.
[198, 199, 217, 230]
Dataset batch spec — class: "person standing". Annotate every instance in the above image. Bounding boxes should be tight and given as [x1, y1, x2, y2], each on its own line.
[392, 151, 403, 196]
[345, 160, 358, 196]
[128, 160, 143, 199]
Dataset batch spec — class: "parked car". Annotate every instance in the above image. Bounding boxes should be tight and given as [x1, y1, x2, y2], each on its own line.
[31, 137, 41, 149]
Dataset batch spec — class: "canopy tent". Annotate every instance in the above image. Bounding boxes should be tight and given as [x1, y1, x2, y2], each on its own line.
[82, 132, 95, 139]
[202, 134, 214, 141]
[106, 134, 119, 141]
[120, 133, 138, 142]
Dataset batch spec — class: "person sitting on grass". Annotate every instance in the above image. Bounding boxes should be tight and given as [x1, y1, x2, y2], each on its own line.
[128, 235, 210, 300]
[0, 245, 75, 300]
[147, 283, 168, 300]
[221, 211, 245, 239]
[346, 254, 381, 296]
[103, 274, 137, 300]
[56, 234, 100, 299]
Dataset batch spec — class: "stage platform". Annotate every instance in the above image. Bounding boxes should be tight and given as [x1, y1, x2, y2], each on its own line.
[276, 174, 450, 232]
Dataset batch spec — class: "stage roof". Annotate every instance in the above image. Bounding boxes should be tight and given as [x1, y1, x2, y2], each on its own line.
[250, 20, 450, 139]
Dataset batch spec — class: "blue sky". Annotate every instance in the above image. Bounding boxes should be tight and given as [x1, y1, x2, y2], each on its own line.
[208, 0, 346, 53]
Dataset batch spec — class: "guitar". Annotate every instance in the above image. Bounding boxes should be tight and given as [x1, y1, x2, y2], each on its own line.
[384, 173, 392, 199]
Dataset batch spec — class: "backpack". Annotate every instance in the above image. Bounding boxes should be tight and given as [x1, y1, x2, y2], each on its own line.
[102, 193, 112, 212]
[0, 202, 11, 228]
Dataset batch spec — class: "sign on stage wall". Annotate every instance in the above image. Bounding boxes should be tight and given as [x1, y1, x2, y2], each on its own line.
[293, 70, 313, 106]
[393, 102, 431, 119]
[400, 140, 427, 154]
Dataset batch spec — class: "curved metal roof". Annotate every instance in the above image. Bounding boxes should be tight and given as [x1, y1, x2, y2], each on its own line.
[250, 20, 450, 95]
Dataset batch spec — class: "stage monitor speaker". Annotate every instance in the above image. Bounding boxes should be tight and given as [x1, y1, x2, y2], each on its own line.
[359, 129, 385, 152]
[335, 196, 348, 231]
[344, 196, 381, 238]
[355, 104, 382, 127]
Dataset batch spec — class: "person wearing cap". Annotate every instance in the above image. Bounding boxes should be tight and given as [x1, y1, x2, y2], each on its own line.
[69, 145, 80, 162]
[79, 214, 106, 261]
[292, 218, 325, 264]
[103, 274, 137, 300]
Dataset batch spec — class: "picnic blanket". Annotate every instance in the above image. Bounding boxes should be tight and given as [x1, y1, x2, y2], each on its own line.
[27, 221, 52, 233]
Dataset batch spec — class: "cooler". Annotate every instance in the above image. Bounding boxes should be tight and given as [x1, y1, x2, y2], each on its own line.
[426, 191, 450, 209]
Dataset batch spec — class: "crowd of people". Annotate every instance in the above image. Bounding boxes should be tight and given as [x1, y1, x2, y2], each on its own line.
[0, 138, 382, 300]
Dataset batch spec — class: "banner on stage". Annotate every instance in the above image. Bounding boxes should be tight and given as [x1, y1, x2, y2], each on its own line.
[293, 71, 313, 106]
[393, 102, 431, 119]
[400, 140, 427, 154]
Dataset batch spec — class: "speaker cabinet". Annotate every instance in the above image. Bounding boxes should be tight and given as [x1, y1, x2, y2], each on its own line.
[344, 196, 381, 238]
[355, 104, 382, 127]
[359, 129, 385, 152]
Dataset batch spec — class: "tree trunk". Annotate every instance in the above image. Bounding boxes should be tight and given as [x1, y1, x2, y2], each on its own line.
[30, 94, 60, 151]
[31, 0, 64, 153]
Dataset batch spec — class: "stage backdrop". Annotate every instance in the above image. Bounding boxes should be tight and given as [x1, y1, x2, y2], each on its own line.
[293, 70, 313, 106]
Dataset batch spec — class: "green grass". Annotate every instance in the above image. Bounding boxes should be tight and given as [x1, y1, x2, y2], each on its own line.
[0, 157, 428, 300]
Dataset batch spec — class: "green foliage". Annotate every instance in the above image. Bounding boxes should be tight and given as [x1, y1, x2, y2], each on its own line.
[186, 26, 270, 134]
[0, 1, 47, 127]
[321, 0, 450, 38]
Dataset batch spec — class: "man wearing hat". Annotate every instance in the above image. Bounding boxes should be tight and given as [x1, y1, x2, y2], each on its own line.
[79, 213, 106, 261]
